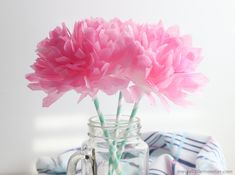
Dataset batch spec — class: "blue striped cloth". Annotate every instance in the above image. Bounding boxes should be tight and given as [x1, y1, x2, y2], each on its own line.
[36, 131, 227, 175]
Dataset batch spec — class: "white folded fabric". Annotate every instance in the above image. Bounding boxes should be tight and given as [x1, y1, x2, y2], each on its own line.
[36, 131, 227, 175]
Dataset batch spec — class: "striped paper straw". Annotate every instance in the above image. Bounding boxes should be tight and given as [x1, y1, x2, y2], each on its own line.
[93, 98, 122, 175]
[117, 101, 139, 159]
[111, 101, 140, 173]
[109, 92, 123, 174]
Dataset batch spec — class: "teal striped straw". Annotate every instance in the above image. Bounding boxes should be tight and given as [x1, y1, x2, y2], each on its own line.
[109, 91, 123, 174]
[116, 92, 123, 120]
[93, 98, 122, 175]
[114, 92, 123, 142]
[111, 101, 139, 173]
[119, 101, 139, 156]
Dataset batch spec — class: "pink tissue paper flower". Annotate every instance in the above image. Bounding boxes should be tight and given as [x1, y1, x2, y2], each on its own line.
[26, 18, 207, 107]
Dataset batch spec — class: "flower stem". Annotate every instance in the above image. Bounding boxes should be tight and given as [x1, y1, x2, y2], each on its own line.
[111, 100, 140, 173]
[93, 97, 122, 175]
[114, 91, 123, 143]
[109, 91, 123, 174]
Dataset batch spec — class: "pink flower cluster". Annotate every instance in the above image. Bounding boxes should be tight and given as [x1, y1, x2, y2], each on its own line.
[26, 18, 207, 107]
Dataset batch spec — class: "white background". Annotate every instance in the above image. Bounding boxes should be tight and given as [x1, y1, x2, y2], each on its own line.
[0, 0, 235, 174]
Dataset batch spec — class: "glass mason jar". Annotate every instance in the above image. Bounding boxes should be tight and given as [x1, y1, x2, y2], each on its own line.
[67, 115, 149, 175]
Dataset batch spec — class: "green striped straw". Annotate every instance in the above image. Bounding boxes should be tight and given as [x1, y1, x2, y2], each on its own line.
[111, 101, 140, 173]
[114, 91, 123, 143]
[118, 101, 139, 158]
[116, 92, 123, 121]
[93, 98, 122, 175]
[109, 91, 123, 174]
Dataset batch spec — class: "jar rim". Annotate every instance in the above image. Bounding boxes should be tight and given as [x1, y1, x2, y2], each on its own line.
[88, 114, 140, 129]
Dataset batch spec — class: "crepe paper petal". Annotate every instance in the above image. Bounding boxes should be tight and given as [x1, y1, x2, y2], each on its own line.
[96, 76, 129, 95]
[77, 93, 87, 104]
[42, 91, 64, 107]
[122, 86, 142, 103]
[28, 83, 42, 90]
[146, 92, 156, 106]
[167, 25, 180, 37]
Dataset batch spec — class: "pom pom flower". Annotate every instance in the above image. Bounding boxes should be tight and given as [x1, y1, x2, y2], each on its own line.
[26, 18, 206, 107]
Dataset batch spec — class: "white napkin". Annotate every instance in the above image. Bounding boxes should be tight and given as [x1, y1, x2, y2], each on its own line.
[36, 131, 227, 175]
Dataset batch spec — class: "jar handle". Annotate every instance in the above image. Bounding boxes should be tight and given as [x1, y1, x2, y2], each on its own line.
[67, 149, 97, 175]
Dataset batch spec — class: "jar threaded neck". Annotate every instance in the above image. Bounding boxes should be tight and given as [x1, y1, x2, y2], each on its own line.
[88, 115, 141, 140]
